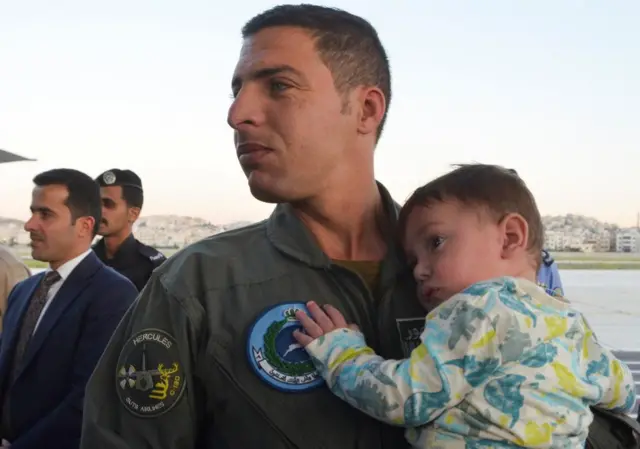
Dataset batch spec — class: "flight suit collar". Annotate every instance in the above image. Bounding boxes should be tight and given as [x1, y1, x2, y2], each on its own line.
[266, 181, 408, 277]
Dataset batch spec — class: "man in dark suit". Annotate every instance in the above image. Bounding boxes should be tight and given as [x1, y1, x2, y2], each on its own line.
[0, 168, 138, 449]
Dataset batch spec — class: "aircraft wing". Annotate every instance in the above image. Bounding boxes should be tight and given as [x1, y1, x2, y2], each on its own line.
[0, 149, 35, 164]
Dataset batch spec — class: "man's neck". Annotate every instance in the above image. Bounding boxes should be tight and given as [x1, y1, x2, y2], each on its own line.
[292, 179, 388, 261]
[49, 245, 90, 271]
[103, 229, 132, 259]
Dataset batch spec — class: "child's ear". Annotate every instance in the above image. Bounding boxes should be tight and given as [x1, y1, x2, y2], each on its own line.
[499, 213, 529, 259]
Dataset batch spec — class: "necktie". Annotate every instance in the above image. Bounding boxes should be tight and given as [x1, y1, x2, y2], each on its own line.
[10, 270, 61, 379]
[1, 270, 61, 439]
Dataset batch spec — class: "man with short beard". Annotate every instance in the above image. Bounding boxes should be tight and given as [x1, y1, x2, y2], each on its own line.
[80, 6, 636, 449]
[93, 169, 166, 291]
[0, 169, 137, 449]
[81, 5, 424, 448]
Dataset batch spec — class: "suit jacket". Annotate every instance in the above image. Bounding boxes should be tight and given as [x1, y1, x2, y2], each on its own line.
[0, 251, 138, 449]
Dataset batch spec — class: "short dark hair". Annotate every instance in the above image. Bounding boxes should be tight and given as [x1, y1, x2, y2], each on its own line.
[242, 4, 391, 141]
[121, 185, 143, 209]
[33, 168, 102, 236]
[398, 164, 544, 266]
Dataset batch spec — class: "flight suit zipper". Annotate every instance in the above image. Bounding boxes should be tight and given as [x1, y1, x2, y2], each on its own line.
[324, 265, 381, 353]
[323, 265, 387, 449]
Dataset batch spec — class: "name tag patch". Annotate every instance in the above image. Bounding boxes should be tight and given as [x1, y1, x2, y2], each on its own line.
[396, 317, 426, 357]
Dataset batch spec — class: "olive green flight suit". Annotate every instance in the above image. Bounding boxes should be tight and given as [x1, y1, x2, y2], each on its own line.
[81, 182, 425, 449]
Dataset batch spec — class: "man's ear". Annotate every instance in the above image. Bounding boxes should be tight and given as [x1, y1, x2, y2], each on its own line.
[128, 207, 141, 224]
[499, 213, 529, 259]
[355, 86, 386, 137]
[77, 216, 95, 239]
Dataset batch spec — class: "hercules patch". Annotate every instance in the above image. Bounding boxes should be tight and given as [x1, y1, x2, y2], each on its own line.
[116, 329, 185, 418]
[247, 302, 323, 392]
[396, 317, 426, 356]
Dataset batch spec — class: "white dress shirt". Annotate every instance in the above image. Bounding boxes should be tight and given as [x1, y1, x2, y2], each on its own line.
[33, 248, 92, 334]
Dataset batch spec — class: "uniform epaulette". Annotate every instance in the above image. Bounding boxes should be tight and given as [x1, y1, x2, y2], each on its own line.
[541, 249, 554, 267]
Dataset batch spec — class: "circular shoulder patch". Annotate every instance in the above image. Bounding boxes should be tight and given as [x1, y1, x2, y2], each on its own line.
[116, 329, 186, 418]
[247, 302, 323, 393]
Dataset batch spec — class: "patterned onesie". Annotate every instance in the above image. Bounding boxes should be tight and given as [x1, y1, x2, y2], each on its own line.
[305, 277, 636, 449]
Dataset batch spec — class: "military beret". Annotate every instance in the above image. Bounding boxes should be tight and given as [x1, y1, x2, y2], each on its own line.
[96, 169, 142, 191]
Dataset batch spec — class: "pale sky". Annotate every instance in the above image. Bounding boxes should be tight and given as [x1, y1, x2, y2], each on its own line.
[1, 1, 638, 226]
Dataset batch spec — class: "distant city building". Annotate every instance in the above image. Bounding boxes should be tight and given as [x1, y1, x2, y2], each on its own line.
[541, 214, 620, 253]
[616, 229, 640, 253]
[1, 213, 633, 253]
[593, 229, 613, 252]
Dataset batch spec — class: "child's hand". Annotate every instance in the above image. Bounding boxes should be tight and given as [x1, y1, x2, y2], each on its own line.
[293, 301, 359, 346]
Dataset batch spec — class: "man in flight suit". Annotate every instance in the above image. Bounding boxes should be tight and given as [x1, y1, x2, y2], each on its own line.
[93, 169, 165, 291]
[81, 5, 425, 448]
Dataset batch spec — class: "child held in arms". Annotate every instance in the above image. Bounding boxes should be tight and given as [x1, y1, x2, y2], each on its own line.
[293, 164, 636, 449]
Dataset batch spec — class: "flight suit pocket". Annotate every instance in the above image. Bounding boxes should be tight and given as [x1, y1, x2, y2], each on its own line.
[206, 333, 385, 449]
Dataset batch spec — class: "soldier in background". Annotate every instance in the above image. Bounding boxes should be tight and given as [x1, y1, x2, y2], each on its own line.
[0, 245, 30, 330]
[93, 169, 165, 291]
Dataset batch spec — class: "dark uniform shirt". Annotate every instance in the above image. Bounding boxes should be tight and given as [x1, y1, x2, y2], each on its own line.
[93, 234, 166, 292]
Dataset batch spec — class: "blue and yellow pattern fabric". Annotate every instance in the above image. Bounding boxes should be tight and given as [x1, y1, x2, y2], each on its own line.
[305, 277, 636, 449]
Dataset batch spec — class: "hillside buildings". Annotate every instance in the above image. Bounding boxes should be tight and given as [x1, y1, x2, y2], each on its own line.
[616, 229, 640, 253]
[2, 214, 639, 253]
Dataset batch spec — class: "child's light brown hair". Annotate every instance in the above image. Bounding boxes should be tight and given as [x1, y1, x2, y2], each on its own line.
[398, 164, 544, 268]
